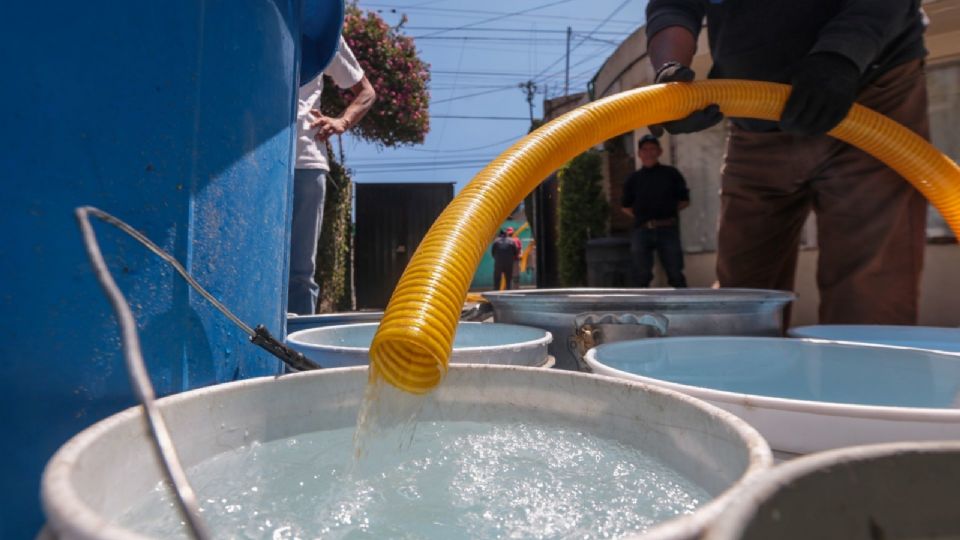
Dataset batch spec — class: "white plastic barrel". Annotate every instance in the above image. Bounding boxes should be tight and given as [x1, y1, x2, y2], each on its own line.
[42, 366, 771, 539]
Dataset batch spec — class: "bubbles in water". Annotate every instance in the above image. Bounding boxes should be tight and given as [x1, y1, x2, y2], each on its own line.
[118, 421, 709, 539]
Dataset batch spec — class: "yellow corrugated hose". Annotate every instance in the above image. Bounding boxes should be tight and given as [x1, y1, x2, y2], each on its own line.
[369, 80, 960, 394]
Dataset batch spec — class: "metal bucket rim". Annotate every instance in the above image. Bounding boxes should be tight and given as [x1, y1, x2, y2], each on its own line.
[585, 337, 960, 422]
[42, 365, 772, 540]
[286, 311, 384, 323]
[482, 288, 796, 305]
[703, 440, 960, 540]
[286, 321, 553, 354]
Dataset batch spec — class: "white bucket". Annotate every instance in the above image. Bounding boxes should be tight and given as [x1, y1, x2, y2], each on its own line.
[286, 321, 553, 368]
[42, 366, 771, 539]
[286, 311, 384, 334]
[585, 337, 960, 456]
[789, 324, 960, 352]
[704, 441, 960, 539]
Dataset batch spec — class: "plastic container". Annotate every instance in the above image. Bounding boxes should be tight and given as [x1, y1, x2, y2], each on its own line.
[584, 337, 960, 456]
[705, 441, 960, 540]
[789, 324, 960, 352]
[585, 237, 633, 287]
[287, 322, 553, 368]
[42, 366, 772, 540]
[483, 288, 794, 371]
[1, 3, 343, 535]
[286, 311, 384, 334]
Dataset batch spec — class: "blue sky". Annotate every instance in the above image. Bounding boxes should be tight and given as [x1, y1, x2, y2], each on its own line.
[340, 0, 649, 193]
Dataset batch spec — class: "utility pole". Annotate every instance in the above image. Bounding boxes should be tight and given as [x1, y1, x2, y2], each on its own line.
[519, 80, 538, 124]
[564, 26, 571, 96]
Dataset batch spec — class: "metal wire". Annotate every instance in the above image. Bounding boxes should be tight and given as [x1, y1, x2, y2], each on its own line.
[81, 207, 255, 335]
[74, 206, 321, 371]
[76, 206, 211, 540]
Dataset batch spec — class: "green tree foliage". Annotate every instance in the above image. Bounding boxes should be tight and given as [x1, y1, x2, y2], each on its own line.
[557, 151, 608, 286]
[314, 156, 354, 312]
[322, 3, 430, 147]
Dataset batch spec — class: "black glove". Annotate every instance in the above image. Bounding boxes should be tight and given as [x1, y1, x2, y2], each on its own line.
[649, 62, 724, 137]
[780, 52, 861, 136]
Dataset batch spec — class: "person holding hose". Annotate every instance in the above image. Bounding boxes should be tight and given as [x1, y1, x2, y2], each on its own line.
[645, 0, 927, 324]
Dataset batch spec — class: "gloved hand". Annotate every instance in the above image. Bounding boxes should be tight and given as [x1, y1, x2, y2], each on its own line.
[780, 52, 861, 136]
[649, 62, 724, 137]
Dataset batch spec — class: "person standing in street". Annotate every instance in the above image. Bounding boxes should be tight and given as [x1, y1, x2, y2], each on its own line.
[491, 229, 520, 290]
[621, 134, 690, 288]
[507, 226, 522, 289]
[288, 36, 375, 315]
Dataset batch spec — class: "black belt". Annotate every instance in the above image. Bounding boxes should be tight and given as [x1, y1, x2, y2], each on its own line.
[640, 217, 677, 229]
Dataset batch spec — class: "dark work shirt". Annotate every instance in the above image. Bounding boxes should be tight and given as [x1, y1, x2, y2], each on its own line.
[646, 0, 926, 130]
[491, 236, 518, 264]
[621, 163, 689, 227]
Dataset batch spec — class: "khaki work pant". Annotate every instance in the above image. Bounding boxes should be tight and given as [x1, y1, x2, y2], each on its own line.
[717, 60, 930, 325]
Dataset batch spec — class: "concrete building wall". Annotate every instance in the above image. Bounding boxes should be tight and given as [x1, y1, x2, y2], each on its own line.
[670, 245, 960, 328]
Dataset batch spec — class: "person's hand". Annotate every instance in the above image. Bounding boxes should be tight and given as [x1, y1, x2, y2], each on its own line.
[309, 109, 349, 141]
[780, 52, 860, 136]
[649, 62, 723, 137]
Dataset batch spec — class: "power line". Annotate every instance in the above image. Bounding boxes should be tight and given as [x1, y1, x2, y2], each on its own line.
[365, 3, 640, 27]
[414, 0, 575, 38]
[539, 39, 619, 97]
[430, 68, 573, 80]
[415, 36, 571, 43]
[404, 26, 629, 35]
[349, 157, 496, 166]
[576, 34, 623, 46]
[431, 69, 546, 76]
[351, 151, 499, 161]
[432, 114, 530, 120]
[430, 35, 468, 170]
[428, 83, 519, 89]
[351, 163, 493, 172]
[531, 0, 632, 83]
[421, 43, 566, 55]
[431, 84, 518, 104]
[414, 33, 623, 45]
[405, 134, 522, 153]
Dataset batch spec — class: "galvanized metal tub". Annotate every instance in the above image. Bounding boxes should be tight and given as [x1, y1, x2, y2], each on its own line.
[286, 322, 554, 368]
[584, 337, 960, 456]
[286, 311, 384, 334]
[789, 324, 960, 352]
[42, 366, 772, 540]
[483, 288, 795, 371]
[705, 441, 960, 540]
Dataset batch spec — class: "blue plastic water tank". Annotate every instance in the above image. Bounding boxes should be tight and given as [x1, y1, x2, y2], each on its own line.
[0, 1, 343, 536]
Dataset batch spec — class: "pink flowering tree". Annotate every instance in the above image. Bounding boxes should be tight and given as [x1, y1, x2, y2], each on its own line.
[322, 3, 431, 147]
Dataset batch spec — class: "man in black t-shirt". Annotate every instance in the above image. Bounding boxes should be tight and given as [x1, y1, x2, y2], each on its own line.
[645, 0, 928, 325]
[621, 134, 690, 288]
